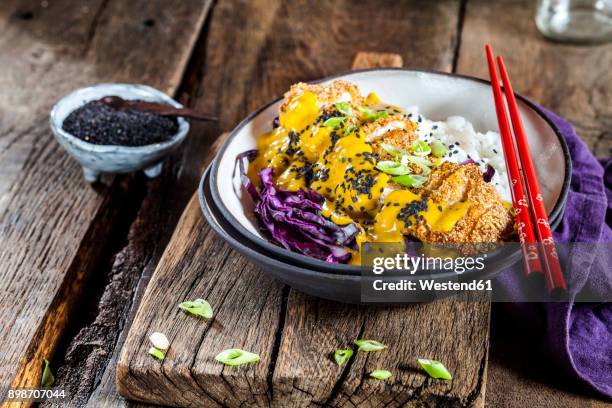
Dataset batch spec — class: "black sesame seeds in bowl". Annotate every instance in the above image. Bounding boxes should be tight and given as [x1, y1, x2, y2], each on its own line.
[62, 100, 179, 147]
[50, 83, 189, 183]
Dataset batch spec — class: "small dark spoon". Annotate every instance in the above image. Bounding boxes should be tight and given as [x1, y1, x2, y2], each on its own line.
[98, 95, 218, 121]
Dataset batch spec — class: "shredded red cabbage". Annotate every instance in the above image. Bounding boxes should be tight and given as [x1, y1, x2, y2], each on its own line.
[238, 150, 259, 199]
[483, 164, 495, 182]
[460, 158, 477, 166]
[460, 159, 495, 183]
[237, 151, 358, 263]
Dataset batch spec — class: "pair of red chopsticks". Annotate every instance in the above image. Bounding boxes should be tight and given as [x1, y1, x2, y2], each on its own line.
[485, 44, 566, 298]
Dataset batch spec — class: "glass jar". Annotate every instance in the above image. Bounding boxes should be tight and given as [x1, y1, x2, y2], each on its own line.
[536, 0, 612, 44]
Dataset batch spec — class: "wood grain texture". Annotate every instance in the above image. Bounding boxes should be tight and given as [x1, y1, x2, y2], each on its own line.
[273, 294, 489, 407]
[117, 190, 286, 407]
[0, 0, 209, 403]
[82, 134, 228, 408]
[352, 52, 403, 69]
[456, 0, 611, 157]
[117, 1, 493, 406]
[34, 2, 216, 405]
[457, 1, 611, 407]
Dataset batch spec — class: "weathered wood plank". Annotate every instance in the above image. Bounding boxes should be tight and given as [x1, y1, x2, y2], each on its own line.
[351, 52, 404, 70]
[0, 0, 209, 402]
[116, 1, 494, 406]
[274, 296, 489, 408]
[457, 1, 612, 406]
[117, 187, 286, 407]
[81, 138, 229, 408]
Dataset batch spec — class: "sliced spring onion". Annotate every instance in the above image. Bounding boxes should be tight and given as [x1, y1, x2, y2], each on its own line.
[323, 117, 345, 128]
[354, 339, 387, 352]
[215, 349, 260, 366]
[344, 124, 358, 136]
[333, 349, 353, 365]
[41, 359, 54, 388]
[405, 155, 432, 175]
[376, 161, 411, 176]
[357, 106, 388, 121]
[392, 174, 428, 188]
[411, 140, 431, 156]
[149, 347, 165, 360]
[335, 101, 353, 117]
[149, 332, 170, 351]
[430, 140, 447, 158]
[380, 143, 406, 158]
[369, 369, 392, 380]
[418, 358, 453, 380]
[178, 298, 213, 319]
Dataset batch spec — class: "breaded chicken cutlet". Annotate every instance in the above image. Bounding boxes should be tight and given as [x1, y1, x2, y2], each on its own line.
[412, 162, 514, 244]
[280, 80, 364, 112]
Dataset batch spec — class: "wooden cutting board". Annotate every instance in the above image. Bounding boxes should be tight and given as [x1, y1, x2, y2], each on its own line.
[117, 52, 490, 407]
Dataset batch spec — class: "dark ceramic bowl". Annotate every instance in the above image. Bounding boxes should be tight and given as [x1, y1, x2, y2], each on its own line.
[207, 69, 571, 277]
[200, 167, 533, 303]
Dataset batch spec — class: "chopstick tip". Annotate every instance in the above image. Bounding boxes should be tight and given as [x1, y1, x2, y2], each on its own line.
[485, 44, 495, 68]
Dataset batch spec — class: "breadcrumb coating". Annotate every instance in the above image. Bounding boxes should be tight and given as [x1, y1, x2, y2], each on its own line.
[280, 80, 364, 112]
[361, 116, 417, 143]
[369, 127, 420, 161]
[412, 162, 514, 244]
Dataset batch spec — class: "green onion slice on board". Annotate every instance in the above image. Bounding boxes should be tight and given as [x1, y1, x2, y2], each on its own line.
[215, 349, 260, 366]
[369, 369, 392, 380]
[418, 358, 453, 380]
[354, 339, 387, 352]
[333, 349, 353, 365]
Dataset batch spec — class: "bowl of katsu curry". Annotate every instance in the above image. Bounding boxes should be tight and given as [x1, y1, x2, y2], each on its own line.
[201, 69, 570, 301]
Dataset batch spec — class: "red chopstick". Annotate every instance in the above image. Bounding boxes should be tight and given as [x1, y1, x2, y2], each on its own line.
[496, 54, 566, 296]
[484, 45, 543, 279]
[485, 44, 566, 297]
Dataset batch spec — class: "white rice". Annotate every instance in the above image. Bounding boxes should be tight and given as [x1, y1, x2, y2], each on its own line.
[405, 107, 511, 203]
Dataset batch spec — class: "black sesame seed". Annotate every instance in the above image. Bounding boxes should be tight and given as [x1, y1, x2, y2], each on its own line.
[62, 100, 178, 146]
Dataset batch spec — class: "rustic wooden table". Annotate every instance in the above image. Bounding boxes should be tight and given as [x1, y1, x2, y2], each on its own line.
[1, 1, 610, 407]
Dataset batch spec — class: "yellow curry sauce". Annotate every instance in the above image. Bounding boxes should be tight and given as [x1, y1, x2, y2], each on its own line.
[248, 87, 473, 264]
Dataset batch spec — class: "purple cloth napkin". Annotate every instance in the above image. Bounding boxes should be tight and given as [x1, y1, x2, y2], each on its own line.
[496, 107, 612, 398]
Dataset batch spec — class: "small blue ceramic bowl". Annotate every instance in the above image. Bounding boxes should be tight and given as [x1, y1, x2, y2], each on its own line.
[50, 83, 189, 182]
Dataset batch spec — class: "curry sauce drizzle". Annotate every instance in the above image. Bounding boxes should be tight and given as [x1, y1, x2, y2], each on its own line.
[248, 91, 468, 264]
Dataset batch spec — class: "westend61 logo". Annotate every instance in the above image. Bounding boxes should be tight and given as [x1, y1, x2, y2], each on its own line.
[362, 242, 611, 303]
[361, 243, 495, 301]
[372, 252, 487, 275]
